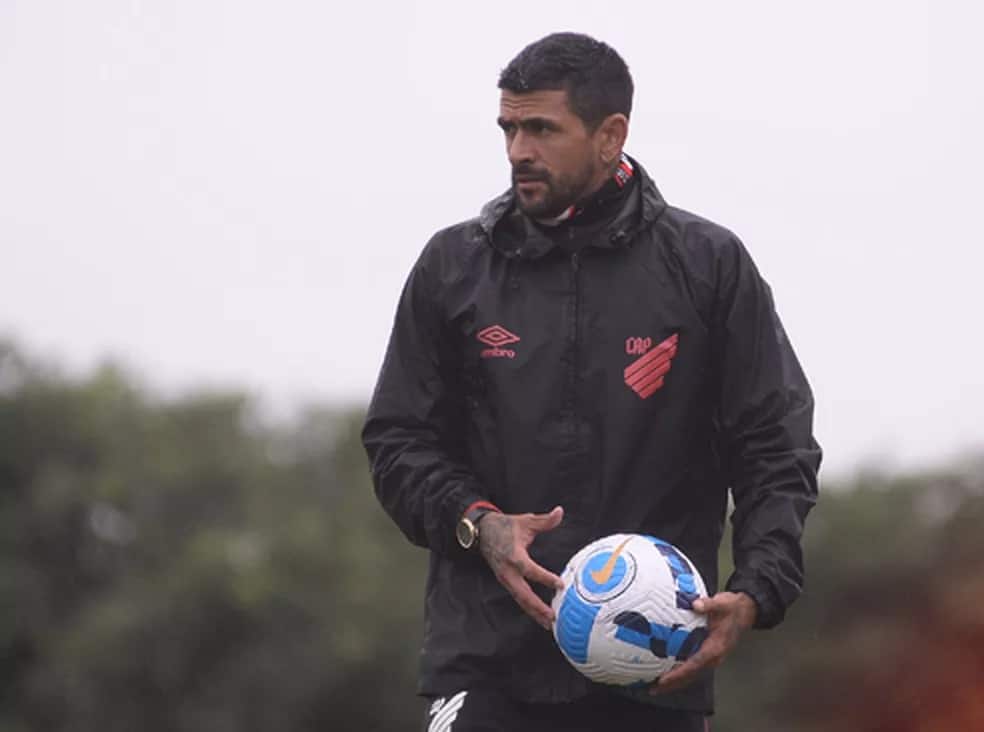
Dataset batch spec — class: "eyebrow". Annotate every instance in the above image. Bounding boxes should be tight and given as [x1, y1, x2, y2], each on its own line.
[496, 116, 559, 131]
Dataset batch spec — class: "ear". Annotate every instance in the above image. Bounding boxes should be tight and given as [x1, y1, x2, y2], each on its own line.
[596, 113, 629, 165]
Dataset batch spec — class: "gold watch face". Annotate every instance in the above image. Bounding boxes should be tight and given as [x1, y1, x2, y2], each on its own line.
[456, 517, 477, 549]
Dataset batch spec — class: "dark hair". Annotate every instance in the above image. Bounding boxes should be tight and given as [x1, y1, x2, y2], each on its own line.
[498, 32, 633, 130]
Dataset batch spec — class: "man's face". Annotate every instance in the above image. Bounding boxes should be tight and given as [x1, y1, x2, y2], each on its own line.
[498, 89, 601, 219]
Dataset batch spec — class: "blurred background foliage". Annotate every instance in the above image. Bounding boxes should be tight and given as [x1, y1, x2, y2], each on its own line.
[2, 338, 982, 731]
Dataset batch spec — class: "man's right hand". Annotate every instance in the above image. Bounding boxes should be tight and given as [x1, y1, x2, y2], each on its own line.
[477, 506, 565, 631]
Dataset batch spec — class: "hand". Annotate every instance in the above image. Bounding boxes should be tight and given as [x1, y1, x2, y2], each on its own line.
[650, 591, 757, 695]
[478, 506, 565, 630]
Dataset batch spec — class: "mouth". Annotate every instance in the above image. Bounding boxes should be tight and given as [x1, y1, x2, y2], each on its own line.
[512, 169, 548, 186]
[514, 177, 547, 192]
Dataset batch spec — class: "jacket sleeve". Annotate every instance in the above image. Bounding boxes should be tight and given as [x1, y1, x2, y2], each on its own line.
[361, 246, 487, 556]
[711, 236, 822, 629]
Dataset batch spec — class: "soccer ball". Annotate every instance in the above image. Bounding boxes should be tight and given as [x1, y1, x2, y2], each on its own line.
[551, 533, 709, 686]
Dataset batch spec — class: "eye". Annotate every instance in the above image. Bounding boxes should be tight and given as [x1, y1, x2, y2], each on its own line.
[528, 120, 547, 135]
[498, 120, 516, 136]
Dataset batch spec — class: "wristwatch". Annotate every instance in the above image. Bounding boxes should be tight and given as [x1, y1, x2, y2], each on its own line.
[455, 501, 501, 550]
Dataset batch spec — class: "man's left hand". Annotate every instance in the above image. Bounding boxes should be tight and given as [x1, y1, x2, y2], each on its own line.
[649, 591, 757, 695]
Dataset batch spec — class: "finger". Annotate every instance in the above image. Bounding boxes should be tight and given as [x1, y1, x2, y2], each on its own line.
[651, 674, 693, 694]
[525, 505, 564, 533]
[502, 574, 555, 629]
[650, 658, 704, 694]
[651, 644, 721, 694]
[654, 657, 700, 690]
[523, 557, 565, 591]
[692, 594, 725, 615]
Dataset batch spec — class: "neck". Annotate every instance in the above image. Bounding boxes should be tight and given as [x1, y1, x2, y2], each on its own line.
[578, 157, 622, 203]
[535, 153, 633, 227]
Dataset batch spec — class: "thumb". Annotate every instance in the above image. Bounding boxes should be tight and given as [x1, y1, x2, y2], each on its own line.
[528, 505, 564, 533]
[692, 596, 715, 615]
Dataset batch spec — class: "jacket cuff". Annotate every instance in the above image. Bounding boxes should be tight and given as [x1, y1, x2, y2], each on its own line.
[724, 572, 784, 629]
[442, 484, 488, 554]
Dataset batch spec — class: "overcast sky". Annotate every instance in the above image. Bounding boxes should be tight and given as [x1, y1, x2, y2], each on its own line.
[1, 0, 981, 477]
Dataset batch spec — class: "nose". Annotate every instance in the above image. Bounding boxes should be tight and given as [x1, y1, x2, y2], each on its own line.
[507, 130, 535, 168]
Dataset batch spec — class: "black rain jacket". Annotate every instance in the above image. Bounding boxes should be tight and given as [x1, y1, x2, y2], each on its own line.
[362, 159, 821, 713]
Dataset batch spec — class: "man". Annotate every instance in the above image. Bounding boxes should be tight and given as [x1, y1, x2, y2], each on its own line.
[363, 32, 820, 732]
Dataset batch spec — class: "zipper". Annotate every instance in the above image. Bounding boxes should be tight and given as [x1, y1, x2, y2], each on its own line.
[570, 225, 581, 411]
[568, 252, 580, 413]
[566, 251, 583, 514]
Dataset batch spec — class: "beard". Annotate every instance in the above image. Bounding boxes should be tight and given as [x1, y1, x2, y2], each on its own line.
[511, 158, 598, 220]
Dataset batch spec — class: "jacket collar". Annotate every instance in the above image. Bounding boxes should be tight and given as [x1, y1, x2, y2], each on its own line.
[477, 155, 667, 260]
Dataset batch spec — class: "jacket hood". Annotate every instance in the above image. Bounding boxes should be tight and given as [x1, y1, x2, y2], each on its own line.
[477, 154, 668, 259]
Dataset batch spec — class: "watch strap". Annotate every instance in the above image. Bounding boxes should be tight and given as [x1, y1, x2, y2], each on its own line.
[463, 500, 501, 523]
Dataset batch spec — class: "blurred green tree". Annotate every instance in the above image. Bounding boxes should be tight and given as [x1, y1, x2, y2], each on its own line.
[0, 340, 427, 732]
[2, 337, 982, 731]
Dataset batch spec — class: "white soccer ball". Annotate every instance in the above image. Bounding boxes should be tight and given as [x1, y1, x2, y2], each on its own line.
[551, 533, 709, 686]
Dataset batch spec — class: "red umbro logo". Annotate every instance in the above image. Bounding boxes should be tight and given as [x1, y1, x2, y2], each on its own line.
[478, 324, 520, 359]
[624, 333, 678, 399]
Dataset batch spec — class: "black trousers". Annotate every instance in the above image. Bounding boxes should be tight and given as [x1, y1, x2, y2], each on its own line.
[422, 688, 709, 732]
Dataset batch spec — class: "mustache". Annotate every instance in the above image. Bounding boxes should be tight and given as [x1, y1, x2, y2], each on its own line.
[511, 164, 550, 183]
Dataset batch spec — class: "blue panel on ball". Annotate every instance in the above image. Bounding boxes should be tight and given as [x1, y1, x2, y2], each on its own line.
[613, 608, 707, 661]
[556, 586, 600, 664]
[677, 573, 696, 594]
[614, 623, 652, 652]
[643, 535, 700, 609]
[665, 626, 692, 657]
[644, 535, 670, 549]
